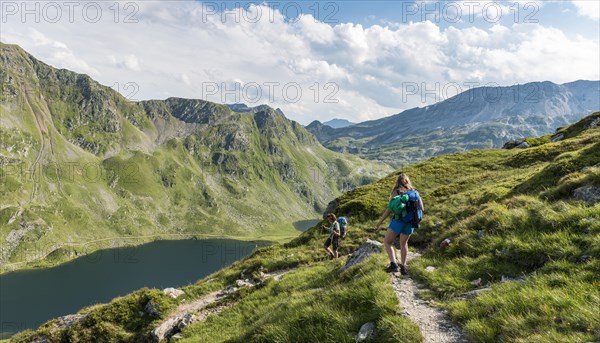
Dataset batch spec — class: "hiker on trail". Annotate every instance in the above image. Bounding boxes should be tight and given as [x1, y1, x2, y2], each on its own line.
[374, 173, 424, 275]
[323, 213, 341, 259]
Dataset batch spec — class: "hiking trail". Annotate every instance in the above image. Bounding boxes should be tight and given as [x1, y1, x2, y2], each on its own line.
[151, 268, 295, 341]
[391, 251, 470, 343]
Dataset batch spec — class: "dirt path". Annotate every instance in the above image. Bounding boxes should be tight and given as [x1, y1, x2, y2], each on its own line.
[391, 251, 470, 343]
[173, 268, 291, 319]
[152, 268, 296, 341]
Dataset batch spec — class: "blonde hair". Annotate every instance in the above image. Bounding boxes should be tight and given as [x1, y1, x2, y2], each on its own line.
[393, 173, 413, 192]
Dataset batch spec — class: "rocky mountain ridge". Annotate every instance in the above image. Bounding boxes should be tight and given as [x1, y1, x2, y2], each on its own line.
[306, 80, 599, 166]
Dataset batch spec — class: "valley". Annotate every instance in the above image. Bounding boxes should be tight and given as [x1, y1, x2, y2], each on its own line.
[0, 43, 391, 273]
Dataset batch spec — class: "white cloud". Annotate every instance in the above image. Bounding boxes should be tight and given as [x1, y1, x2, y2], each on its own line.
[123, 55, 141, 71]
[571, 0, 600, 20]
[4, 28, 100, 76]
[0, 1, 598, 124]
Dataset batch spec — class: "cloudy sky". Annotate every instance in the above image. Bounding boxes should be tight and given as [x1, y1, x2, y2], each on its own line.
[1, 0, 599, 124]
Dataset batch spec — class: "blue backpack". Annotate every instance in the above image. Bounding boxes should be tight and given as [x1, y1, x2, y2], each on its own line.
[400, 190, 423, 229]
[337, 217, 348, 238]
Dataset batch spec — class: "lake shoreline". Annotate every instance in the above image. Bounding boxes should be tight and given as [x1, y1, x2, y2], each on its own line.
[0, 238, 274, 339]
[0, 218, 323, 276]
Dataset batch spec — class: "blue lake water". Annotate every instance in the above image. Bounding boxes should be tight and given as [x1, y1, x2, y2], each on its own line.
[0, 239, 269, 338]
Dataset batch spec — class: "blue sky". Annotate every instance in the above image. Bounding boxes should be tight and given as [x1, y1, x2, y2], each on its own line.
[1, 0, 599, 124]
[214, 1, 599, 39]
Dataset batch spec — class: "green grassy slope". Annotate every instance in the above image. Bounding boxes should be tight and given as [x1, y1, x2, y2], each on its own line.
[332, 112, 600, 342]
[0, 43, 391, 272]
[12, 113, 599, 342]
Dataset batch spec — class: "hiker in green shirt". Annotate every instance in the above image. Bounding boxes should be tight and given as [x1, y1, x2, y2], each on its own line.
[323, 213, 341, 259]
[374, 173, 424, 274]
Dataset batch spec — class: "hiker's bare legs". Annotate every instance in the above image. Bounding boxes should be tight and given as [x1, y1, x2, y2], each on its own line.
[399, 233, 411, 266]
[384, 229, 398, 264]
[325, 247, 334, 258]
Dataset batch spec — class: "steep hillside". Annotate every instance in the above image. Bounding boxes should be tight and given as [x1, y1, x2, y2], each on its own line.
[13, 113, 599, 343]
[0, 43, 390, 272]
[307, 81, 600, 167]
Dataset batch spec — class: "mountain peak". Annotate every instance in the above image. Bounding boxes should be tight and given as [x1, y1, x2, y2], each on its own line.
[322, 118, 356, 128]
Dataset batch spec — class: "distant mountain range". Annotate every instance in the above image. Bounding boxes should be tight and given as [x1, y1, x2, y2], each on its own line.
[322, 118, 356, 128]
[306, 80, 600, 166]
[0, 43, 389, 269]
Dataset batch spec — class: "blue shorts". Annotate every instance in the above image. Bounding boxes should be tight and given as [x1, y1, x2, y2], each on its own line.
[389, 219, 414, 236]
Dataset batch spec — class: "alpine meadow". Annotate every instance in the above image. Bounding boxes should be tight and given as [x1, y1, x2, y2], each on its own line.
[1, 1, 600, 343]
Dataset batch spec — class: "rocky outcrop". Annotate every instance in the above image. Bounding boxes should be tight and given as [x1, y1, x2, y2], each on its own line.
[151, 313, 199, 341]
[550, 133, 564, 142]
[502, 140, 529, 149]
[573, 185, 600, 204]
[163, 287, 185, 299]
[54, 314, 88, 331]
[356, 322, 376, 342]
[144, 300, 161, 318]
[340, 240, 382, 271]
[152, 317, 180, 342]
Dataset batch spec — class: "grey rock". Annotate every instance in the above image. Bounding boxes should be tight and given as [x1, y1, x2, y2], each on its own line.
[151, 309, 200, 340]
[478, 230, 485, 238]
[163, 287, 185, 299]
[587, 117, 600, 129]
[502, 140, 524, 149]
[551, 133, 564, 142]
[356, 322, 376, 342]
[581, 163, 600, 172]
[235, 279, 254, 288]
[458, 287, 492, 299]
[425, 266, 436, 272]
[573, 185, 600, 204]
[218, 286, 238, 297]
[152, 317, 180, 342]
[240, 268, 249, 279]
[177, 313, 196, 330]
[48, 314, 88, 334]
[581, 217, 597, 223]
[578, 255, 591, 263]
[515, 141, 530, 149]
[500, 275, 527, 283]
[434, 221, 443, 227]
[340, 239, 382, 271]
[145, 300, 161, 318]
[503, 139, 529, 149]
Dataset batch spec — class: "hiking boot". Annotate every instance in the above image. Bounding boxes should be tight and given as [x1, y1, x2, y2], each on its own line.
[400, 264, 408, 275]
[385, 262, 399, 273]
